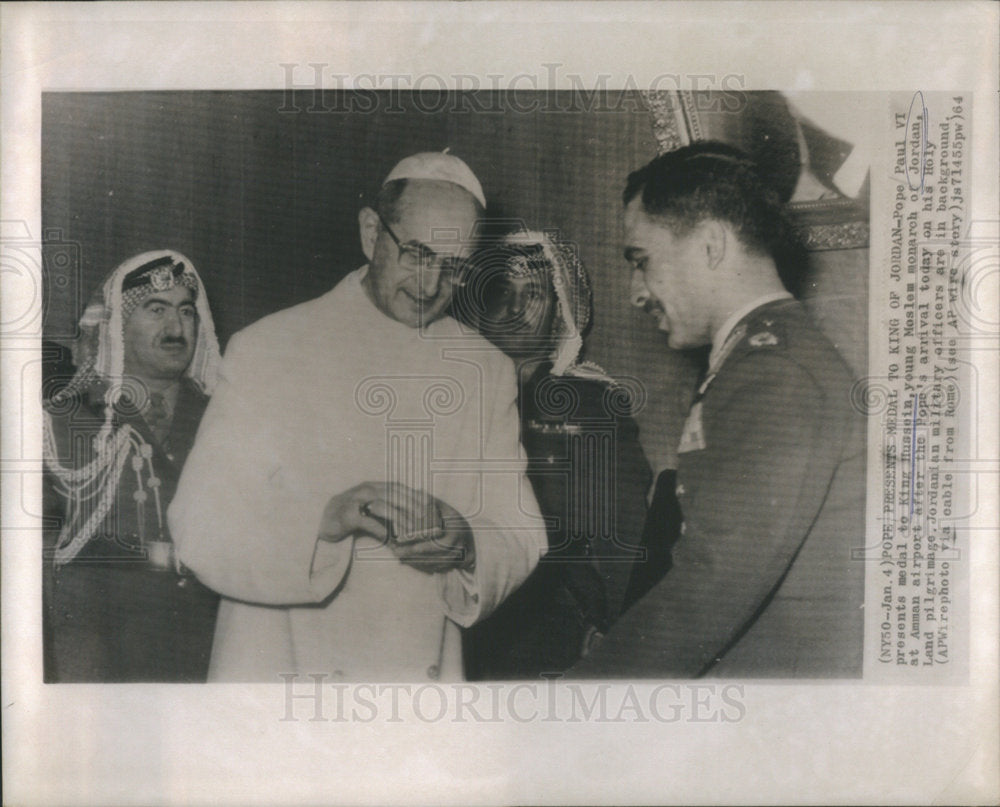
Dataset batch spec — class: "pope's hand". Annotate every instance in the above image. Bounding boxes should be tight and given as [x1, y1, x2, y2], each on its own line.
[318, 482, 475, 574]
[391, 493, 475, 574]
[317, 482, 393, 543]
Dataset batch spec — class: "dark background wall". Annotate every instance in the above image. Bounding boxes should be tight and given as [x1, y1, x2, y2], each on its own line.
[42, 90, 700, 471]
[43, 91, 867, 472]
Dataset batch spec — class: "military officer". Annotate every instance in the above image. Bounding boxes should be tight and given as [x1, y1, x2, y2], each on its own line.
[42, 251, 223, 682]
[460, 230, 652, 678]
[572, 141, 865, 678]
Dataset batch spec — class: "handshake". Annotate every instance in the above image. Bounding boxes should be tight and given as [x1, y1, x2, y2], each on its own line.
[318, 482, 475, 574]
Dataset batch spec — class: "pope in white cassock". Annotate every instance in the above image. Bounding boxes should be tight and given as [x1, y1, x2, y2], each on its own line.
[169, 153, 547, 681]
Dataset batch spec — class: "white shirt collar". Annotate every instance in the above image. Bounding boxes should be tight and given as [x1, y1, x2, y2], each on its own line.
[708, 291, 793, 371]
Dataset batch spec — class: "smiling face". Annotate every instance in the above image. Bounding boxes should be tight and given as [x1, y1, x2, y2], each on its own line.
[624, 197, 716, 350]
[361, 180, 480, 329]
[122, 284, 198, 382]
[479, 267, 557, 360]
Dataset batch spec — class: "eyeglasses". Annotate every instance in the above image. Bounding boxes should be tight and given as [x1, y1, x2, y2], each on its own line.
[376, 211, 469, 283]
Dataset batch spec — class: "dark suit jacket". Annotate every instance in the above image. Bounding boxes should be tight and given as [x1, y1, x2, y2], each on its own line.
[43, 377, 219, 682]
[572, 299, 865, 678]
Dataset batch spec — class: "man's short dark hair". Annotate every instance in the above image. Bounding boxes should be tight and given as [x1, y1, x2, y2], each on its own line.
[623, 141, 793, 261]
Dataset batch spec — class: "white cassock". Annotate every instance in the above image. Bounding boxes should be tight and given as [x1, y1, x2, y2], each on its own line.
[169, 268, 547, 682]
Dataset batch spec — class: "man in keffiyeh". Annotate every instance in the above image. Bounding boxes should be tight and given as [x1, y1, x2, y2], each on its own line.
[42, 249, 222, 682]
[457, 231, 659, 679]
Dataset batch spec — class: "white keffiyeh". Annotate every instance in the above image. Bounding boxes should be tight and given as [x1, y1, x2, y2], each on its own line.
[44, 249, 222, 564]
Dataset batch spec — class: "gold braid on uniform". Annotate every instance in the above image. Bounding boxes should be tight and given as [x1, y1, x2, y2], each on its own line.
[43, 250, 221, 565]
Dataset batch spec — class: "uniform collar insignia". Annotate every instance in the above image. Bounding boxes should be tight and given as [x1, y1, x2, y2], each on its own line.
[748, 331, 780, 347]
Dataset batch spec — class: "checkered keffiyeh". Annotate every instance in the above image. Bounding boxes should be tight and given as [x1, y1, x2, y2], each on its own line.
[43, 250, 222, 564]
[500, 230, 612, 382]
[119, 260, 200, 324]
[61, 250, 221, 412]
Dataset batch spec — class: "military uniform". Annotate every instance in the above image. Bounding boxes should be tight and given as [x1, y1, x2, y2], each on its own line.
[620, 467, 683, 613]
[572, 298, 865, 678]
[43, 378, 219, 682]
[463, 362, 651, 679]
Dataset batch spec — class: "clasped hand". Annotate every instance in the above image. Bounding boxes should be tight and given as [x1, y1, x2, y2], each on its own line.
[318, 482, 475, 574]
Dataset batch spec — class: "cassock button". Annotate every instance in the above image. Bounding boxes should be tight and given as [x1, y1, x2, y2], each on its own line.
[546, 455, 555, 464]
